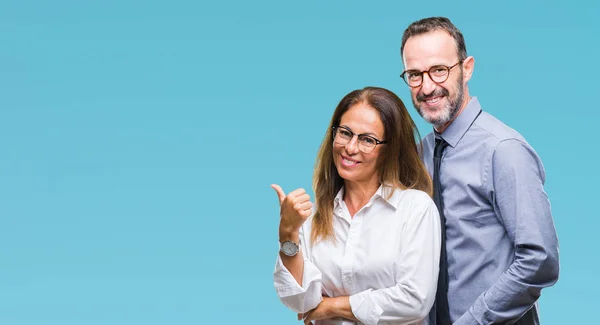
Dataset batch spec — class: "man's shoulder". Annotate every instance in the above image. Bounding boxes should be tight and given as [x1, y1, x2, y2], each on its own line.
[422, 131, 435, 140]
[474, 111, 527, 144]
[470, 110, 543, 168]
[420, 131, 436, 148]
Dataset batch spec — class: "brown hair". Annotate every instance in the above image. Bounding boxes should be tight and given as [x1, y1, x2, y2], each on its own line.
[401, 16, 467, 61]
[311, 87, 432, 243]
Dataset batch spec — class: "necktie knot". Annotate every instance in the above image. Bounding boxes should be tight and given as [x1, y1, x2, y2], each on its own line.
[434, 138, 449, 158]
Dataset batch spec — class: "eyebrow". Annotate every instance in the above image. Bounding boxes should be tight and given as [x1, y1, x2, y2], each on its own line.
[339, 125, 380, 138]
[406, 62, 452, 71]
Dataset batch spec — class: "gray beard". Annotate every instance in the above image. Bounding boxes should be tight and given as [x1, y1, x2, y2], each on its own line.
[414, 74, 464, 128]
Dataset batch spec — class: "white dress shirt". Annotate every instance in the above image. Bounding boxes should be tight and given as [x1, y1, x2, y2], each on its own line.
[274, 185, 441, 325]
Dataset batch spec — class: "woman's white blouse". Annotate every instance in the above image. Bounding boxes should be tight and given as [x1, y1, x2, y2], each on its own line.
[274, 186, 441, 325]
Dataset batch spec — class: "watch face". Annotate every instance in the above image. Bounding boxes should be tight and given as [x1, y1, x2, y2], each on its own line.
[282, 241, 298, 256]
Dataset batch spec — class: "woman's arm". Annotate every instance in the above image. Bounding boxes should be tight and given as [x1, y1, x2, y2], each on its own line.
[274, 225, 325, 314]
[278, 228, 303, 285]
[299, 296, 358, 324]
[272, 184, 323, 313]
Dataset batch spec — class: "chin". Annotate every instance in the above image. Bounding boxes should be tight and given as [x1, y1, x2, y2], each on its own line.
[338, 168, 364, 182]
[337, 169, 354, 181]
[422, 108, 450, 125]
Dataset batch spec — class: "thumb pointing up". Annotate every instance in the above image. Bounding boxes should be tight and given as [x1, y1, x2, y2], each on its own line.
[271, 184, 312, 231]
[271, 184, 286, 205]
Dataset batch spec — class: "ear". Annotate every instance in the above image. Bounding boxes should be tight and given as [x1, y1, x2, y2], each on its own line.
[462, 56, 475, 83]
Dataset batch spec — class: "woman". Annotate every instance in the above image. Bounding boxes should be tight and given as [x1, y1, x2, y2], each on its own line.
[272, 87, 441, 325]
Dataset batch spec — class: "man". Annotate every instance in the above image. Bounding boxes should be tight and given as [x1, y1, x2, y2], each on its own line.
[399, 17, 559, 325]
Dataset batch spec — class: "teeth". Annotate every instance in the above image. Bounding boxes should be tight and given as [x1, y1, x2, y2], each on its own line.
[426, 97, 441, 104]
[343, 158, 358, 165]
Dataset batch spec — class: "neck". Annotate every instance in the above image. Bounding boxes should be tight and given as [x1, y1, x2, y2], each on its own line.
[343, 178, 381, 217]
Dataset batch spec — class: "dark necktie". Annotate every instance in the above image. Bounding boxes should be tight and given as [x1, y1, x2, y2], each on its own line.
[429, 137, 451, 325]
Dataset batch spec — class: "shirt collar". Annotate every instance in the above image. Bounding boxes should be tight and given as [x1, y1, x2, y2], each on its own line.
[334, 184, 400, 211]
[438, 97, 482, 148]
[375, 184, 403, 210]
[333, 186, 345, 210]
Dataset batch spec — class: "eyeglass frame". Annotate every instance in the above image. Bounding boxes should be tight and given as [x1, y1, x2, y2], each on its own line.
[400, 60, 464, 88]
[331, 125, 387, 153]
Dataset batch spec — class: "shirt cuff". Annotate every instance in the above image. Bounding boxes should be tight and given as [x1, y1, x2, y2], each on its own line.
[454, 297, 488, 325]
[349, 289, 384, 325]
[273, 254, 323, 313]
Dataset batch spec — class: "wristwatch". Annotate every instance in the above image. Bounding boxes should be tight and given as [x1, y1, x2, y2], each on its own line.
[279, 239, 300, 257]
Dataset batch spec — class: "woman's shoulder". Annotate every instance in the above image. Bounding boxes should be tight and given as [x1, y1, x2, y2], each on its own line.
[386, 187, 436, 211]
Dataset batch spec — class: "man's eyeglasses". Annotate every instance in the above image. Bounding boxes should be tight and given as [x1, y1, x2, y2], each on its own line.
[332, 126, 387, 154]
[400, 60, 463, 88]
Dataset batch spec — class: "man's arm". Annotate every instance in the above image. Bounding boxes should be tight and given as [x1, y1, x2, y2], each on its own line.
[454, 139, 559, 325]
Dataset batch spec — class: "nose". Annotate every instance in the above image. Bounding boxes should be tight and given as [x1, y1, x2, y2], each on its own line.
[344, 136, 360, 155]
[420, 72, 437, 95]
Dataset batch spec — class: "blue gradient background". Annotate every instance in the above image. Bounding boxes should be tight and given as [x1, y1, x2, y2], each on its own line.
[0, 1, 596, 324]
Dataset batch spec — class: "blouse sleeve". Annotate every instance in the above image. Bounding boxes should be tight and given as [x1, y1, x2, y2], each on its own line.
[273, 222, 324, 313]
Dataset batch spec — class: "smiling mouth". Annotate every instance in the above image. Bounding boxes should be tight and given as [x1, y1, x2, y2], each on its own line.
[423, 96, 443, 105]
[341, 155, 359, 166]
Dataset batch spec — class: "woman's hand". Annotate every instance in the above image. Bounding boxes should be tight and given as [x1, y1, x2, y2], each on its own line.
[271, 184, 312, 238]
[298, 297, 335, 324]
[298, 296, 357, 324]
